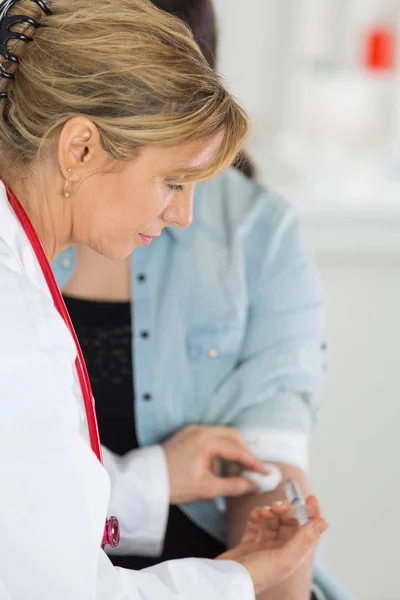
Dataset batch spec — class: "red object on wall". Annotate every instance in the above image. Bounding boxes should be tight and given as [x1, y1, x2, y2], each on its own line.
[364, 27, 396, 71]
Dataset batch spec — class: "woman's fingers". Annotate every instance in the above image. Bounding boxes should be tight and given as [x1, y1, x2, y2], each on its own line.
[240, 507, 278, 543]
[249, 506, 287, 542]
[241, 520, 262, 544]
[276, 518, 329, 572]
[219, 494, 328, 595]
[164, 424, 267, 503]
[210, 474, 258, 497]
[245, 495, 321, 543]
[306, 495, 321, 519]
[210, 437, 266, 475]
[247, 507, 264, 525]
[231, 517, 329, 595]
[210, 456, 222, 476]
[269, 496, 321, 526]
[252, 502, 295, 527]
[270, 518, 328, 589]
[200, 426, 267, 473]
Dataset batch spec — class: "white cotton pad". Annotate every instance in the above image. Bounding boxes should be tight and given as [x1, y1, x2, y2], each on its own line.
[242, 463, 283, 494]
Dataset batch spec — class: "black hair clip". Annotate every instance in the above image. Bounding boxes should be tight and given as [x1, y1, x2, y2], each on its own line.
[0, 0, 51, 98]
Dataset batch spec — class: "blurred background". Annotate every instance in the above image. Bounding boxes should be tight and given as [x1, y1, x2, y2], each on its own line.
[213, 1, 400, 599]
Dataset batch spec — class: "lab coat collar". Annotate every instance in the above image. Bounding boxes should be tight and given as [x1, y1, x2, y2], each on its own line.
[0, 182, 52, 300]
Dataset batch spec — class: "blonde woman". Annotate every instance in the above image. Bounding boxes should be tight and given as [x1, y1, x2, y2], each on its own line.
[0, 0, 328, 599]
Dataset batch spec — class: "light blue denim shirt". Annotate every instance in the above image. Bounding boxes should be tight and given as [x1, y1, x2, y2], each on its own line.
[53, 167, 326, 537]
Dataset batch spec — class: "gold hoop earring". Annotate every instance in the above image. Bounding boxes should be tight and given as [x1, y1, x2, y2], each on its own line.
[64, 168, 72, 199]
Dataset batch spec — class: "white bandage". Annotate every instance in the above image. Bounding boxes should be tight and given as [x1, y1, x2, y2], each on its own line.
[240, 428, 310, 472]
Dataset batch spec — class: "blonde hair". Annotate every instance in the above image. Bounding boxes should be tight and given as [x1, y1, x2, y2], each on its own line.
[0, 0, 248, 181]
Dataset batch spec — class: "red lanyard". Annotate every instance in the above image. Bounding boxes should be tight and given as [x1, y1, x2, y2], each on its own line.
[6, 186, 120, 549]
[6, 185, 102, 460]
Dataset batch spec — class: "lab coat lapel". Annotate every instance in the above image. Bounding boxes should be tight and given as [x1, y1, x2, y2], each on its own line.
[0, 181, 91, 442]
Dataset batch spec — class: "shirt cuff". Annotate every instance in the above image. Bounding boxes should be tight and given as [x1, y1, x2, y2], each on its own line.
[240, 428, 310, 471]
[102, 444, 170, 556]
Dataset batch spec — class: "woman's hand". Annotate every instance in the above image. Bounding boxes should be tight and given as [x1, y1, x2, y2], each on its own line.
[162, 425, 267, 504]
[217, 496, 328, 595]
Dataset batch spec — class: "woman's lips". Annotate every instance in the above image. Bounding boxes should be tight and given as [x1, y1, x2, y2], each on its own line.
[138, 233, 159, 246]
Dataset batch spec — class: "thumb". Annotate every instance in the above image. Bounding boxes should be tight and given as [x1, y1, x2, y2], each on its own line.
[277, 518, 329, 576]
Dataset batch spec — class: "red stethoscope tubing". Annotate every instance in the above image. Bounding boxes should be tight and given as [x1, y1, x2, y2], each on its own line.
[6, 185, 102, 461]
[6, 185, 120, 548]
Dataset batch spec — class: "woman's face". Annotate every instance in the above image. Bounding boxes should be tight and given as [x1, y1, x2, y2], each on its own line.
[69, 132, 223, 260]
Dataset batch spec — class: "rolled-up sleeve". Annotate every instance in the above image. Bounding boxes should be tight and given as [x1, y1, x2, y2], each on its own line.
[203, 195, 326, 470]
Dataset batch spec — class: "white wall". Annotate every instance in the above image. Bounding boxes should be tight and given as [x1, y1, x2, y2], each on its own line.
[214, 1, 400, 598]
[310, 257, 400, 600]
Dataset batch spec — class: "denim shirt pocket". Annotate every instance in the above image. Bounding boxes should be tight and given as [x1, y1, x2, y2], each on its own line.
[186, 323, 244, 400]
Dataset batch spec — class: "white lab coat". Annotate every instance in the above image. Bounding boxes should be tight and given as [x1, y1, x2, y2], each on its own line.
[0, 183, 255, 600]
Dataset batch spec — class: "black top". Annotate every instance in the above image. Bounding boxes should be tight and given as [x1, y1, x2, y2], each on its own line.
[64, 295, 225, 570]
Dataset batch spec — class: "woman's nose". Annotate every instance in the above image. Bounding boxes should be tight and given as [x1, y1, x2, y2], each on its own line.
[163, 187, 194, 228]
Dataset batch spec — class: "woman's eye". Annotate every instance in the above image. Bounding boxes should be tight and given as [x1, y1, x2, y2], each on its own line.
[167, 183, 184, 192]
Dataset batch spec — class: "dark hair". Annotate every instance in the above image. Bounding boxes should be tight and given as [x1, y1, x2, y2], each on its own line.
[152, 0, 256, 179]
[153, 0, 217, 69]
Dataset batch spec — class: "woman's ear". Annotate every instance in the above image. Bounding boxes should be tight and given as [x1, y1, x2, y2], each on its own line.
[58, 116, 103, 179]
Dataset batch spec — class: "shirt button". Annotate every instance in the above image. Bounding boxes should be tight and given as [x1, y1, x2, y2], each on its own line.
[143, 393, 152, 402]
[140, 331, 150, 339]
[137, 273, 146, 283]
[62, 257, 72, 270]
[207, 348, 219, 359]
[321, 342, 328, 352]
